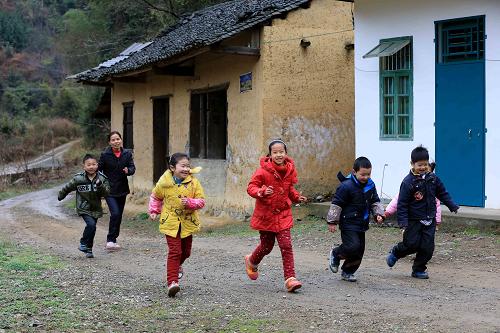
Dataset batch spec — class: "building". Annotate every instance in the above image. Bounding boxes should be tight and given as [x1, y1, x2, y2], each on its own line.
[345, 0, 499, 208]
[70, 0, 355, 215]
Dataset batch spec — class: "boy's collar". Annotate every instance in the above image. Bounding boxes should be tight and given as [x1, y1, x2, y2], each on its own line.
[411, 169, 428, 178]
[85, 171, 97, 179]
[349, 173, 370, 187]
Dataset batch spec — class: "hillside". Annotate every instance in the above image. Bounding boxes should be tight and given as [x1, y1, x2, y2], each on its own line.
[0, 0, 224, 161]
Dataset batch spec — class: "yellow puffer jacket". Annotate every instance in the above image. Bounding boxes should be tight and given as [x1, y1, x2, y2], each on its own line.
[152, 170, 205, 238]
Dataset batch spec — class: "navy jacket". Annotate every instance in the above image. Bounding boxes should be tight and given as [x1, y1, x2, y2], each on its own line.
[331, 172, 382, 232]
[397, 171, 459, 227]
[98, 147, 136, 197]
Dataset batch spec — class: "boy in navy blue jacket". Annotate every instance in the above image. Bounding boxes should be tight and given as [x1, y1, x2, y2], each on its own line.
[326, 157, 384, 282]
[386, 146, 459, 279]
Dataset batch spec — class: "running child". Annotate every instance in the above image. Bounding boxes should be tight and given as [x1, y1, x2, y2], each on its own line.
[386, 146, 459, 279]
[58, 154, 110, 258]
[326, 157, 384, 282]
[148, 153, 205, 297]
[245, 139, 307, 292]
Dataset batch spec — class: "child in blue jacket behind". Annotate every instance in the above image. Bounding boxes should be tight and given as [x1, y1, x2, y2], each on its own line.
[386, 146, 459, 279]
[326, 157, 384, 282]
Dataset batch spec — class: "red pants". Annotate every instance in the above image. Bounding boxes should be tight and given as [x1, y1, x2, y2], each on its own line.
[250, 229, 296, 280]
[165, 230, 192, 284]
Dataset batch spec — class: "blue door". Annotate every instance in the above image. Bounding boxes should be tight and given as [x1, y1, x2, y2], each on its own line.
[435, 16, 485, 207]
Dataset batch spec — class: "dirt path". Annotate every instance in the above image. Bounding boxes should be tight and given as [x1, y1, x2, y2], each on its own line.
[0, 140, 79, 177]
[0, 188, 499, 332]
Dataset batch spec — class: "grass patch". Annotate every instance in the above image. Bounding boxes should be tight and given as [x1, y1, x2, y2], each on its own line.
[121, 212, 159, 236]
[201, 221, 254, 237]
[0, 188, 28, 201]
[199, 215, 328, 238]
[0, 240, 90, 331]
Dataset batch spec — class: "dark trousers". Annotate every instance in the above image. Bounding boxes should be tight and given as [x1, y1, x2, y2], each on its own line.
[250, 229, 296, 280]
[393, 220, 436, 272]
[166, 230, 193, 284]
[332, 230, 366, 274]
[105, 195, 127, 243]
[80, 214, 98, 249]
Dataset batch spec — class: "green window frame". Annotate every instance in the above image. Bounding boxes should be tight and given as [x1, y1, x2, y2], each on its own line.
[379, 37, 413, 140]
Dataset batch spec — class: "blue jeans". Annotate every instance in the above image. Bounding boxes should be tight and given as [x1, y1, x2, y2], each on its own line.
[105, 195, 127, 243]
[81, 214, 98, 249]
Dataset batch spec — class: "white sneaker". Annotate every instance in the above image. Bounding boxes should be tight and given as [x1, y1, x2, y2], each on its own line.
[105, 242, 120, 251]
[178, 266, 184, 280]
[168, 282, 180, 297]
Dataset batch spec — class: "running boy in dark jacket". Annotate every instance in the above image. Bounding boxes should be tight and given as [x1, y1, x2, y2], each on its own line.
[58, 154, 110, 258]
[386, 146, 459, 279]
[326, 157, 384, 282]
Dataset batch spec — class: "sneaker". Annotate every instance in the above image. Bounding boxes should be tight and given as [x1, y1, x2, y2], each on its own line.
[105, 242, 121, 251]
[386, 247, 398, 268]
[285, 277, 302, 292]
[329, 248, 340, 273]
[78, 243, 89, 253]
[244, 255, 258, 280]
[411, 271, 429, 279]
[85, 251, 94, 258]
[341, 271, 357, 282]
[178, 266, 184, 280]
[167, 282, 180, 297]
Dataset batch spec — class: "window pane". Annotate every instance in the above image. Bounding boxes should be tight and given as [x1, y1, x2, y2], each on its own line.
[398, 96, 409, 115]
[384, 116, 394, 135]
[384, 96, 394, 115]
[384, 77, 394, 95]
[398, 115, 409, 135]
[398, 76, 409, 95]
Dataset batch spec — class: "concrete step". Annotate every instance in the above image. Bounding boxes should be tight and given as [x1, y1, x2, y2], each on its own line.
[293, 202, 500, 235]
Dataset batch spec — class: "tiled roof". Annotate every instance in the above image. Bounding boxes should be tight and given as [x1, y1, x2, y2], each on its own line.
[69, 0, 310, 83]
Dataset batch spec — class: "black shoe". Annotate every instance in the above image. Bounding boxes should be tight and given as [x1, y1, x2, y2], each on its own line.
[341, 271, 357, 282]
[411, 271, 429, 279]
[329, 248, 340, 273]
[386, 247, 398, 268]
[85, 251, 94, 258]
[78, 243, 89, 253]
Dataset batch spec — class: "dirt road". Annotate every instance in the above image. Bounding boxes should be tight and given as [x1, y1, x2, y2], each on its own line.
[0, 188, 499, 332]
[0, 140, 79, 177]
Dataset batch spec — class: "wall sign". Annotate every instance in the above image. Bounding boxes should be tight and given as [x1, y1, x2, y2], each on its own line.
[240, 72, 252, 93]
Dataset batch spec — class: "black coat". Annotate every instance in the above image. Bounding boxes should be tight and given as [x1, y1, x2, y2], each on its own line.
[397, 171, 458, 227]
[98, 147, 136, 197]
[331, 172, 381, 232]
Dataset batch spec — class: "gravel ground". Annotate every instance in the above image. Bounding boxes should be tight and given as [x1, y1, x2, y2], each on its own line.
[0, 188, 499, 332]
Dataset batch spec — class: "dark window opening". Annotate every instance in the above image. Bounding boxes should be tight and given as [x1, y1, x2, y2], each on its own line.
[189, 89, 227, 159]
[153, 98, 169, 183]
[436, 16, 485, 63]
[123, 102, 134, 149]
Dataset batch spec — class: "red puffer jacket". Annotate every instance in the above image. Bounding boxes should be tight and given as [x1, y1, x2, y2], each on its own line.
[247, 156, 301, 232]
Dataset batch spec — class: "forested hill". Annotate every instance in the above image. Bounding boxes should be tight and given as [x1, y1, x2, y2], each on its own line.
[0, 0, 224, 154]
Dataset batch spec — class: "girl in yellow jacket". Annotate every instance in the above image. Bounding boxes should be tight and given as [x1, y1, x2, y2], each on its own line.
[149, 153, 205, 297]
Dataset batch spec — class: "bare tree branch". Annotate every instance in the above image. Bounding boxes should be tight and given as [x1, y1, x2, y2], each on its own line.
[140, 0, 180, 18]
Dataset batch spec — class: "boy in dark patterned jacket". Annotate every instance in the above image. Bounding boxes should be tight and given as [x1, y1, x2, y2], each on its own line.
[386, 146, 459, 279]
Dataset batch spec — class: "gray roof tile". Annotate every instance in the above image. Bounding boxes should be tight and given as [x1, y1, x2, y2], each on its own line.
[70, 0, 310, 83]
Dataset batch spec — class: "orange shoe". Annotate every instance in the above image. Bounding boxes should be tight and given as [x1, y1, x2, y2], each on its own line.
[285, 277, 302, 292]
[244, 255, 258, 280]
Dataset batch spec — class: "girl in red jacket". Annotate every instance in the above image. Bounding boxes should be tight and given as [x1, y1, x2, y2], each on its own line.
[245, 139, 307, 292]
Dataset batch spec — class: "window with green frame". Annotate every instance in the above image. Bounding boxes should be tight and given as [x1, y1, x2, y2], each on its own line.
[380, 37, 413, 140]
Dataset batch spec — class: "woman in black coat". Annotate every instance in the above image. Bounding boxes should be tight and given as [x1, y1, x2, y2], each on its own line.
[98, 131, 136, 250]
